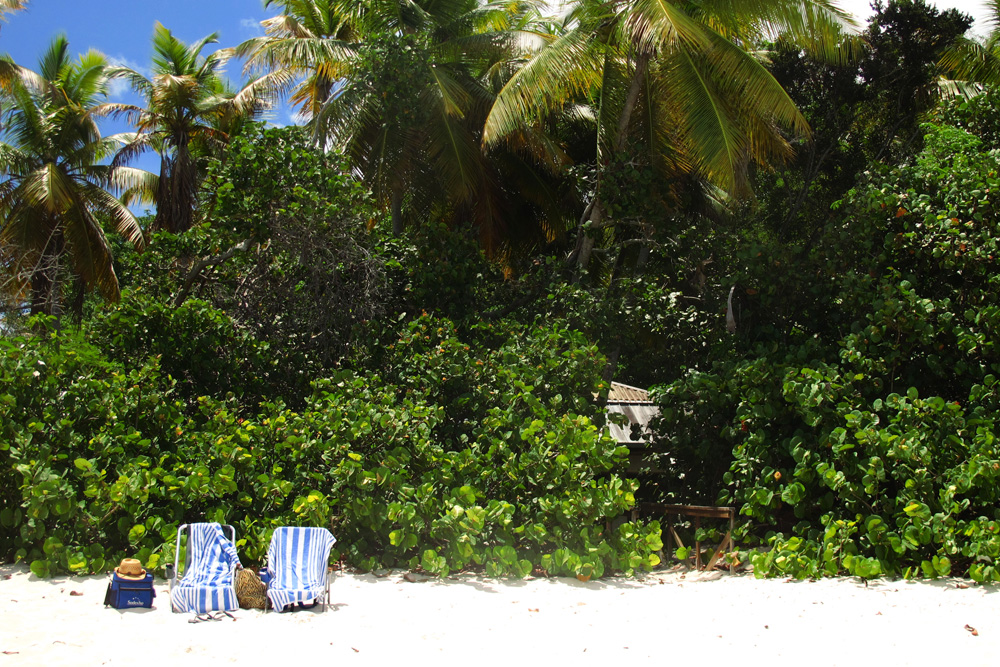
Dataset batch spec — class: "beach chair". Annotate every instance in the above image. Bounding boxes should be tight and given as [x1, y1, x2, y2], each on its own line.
[169, 522, 242, 614]
[263, 526, 336, 612]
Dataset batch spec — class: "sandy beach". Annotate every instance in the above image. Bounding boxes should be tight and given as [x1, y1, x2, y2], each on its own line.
[2, 563, 997, 665]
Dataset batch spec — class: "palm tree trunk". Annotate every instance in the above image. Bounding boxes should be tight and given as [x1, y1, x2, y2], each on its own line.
[29, 269, 53, 316]
[174, 135, 196, 233]
[614, 52, 650, 154]
[70, 275, 86, 322]
[29, 228, 64, 316]
[576, 51, 651, 274]
[635, 221, 654, 273]
[153, 136, 196, 235]
[575, 202, 603, 277]
[391, 188, 404, 236]
[153, 153, 173, 233]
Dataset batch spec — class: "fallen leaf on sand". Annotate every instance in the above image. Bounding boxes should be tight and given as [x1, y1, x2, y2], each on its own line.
[528, 608, 539, 612]
[70, 591, 84, 596]
[352, 648, 360, 653]
[965, 625, 979, 636]
[2, 574, 11, 580]
[403, 573, 417, 583]
[956, 583, 969, 589]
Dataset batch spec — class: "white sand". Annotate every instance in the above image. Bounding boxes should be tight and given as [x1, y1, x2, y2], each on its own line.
[2, 563, 997, 666]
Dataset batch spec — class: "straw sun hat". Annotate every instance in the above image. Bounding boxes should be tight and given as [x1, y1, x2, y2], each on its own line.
[114, 558, 147, 580]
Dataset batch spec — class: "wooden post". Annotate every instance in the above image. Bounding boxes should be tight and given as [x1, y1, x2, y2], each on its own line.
[694, 517, 702, 570]
[637, 503, 738, 574]
[729, 511, 735, 574]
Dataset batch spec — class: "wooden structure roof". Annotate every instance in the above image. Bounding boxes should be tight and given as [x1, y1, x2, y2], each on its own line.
[605, 382, 659, 445]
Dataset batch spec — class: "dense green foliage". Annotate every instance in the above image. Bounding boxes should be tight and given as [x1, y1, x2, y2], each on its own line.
[651, 121, 1000, 579]
[1, 314, 660, 578]
[6, 0, 1000, 584]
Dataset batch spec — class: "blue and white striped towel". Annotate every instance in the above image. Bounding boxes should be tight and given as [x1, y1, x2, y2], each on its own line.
[265, 527, 336, 612]
[170, 523, 242, 613]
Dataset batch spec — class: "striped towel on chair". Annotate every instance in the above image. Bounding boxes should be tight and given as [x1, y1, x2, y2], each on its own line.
[265, 527, 336, 612]
[170, 523, 242, 613]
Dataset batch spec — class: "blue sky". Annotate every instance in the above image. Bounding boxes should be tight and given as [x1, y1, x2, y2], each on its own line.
[0, 0, 992, 184]
[5, 1, 991, 80]
[2, 0, 992, 113]
[2, 1, 269, 87]
[0, 1, 292, 211]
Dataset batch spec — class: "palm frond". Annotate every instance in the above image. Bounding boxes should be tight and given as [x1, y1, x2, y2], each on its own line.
[937, 77, 984, 99]
[426, 99, 483, 200]
[657, 45, 749, 193]
[59, 197, 118, 300]
[105, 66, 155, 98]
[628, 0, 714, 54]
[940, 36, 1000, 88]
[81, 179, 146, 249]
[484, 27, 604, 145]
[700, 27, 808, 136]
[90, 101, 145, 125]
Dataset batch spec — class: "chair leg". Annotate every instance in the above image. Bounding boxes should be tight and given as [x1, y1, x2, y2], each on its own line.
[325, 567, 332, 612]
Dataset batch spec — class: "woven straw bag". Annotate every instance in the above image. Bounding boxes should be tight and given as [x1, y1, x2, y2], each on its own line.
[235, 568, 268, 610]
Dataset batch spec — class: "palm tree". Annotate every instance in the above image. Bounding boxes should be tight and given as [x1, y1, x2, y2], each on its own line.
[0, 0, 26, 28]
[0, 1, 29, 88]
[239, 0, 571, 254]
[939, 0, 1000, 92]
[229, 0, 359, 122]
[101, 23, 266, 235]
[484, 0, 857, 271]
[0, 37, 154, 317]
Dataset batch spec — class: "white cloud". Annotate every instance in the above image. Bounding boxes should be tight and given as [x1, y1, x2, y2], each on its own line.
[106, 55, 149, 77]
[289, 107, 310, 126]
[106, 78, 130, 100]
[240, 17, 264, 37]
[104, 55, 149, 100]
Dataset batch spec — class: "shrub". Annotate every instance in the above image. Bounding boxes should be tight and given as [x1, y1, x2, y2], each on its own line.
[1, 316, 661, 579]
[650, 122, 1000, 579]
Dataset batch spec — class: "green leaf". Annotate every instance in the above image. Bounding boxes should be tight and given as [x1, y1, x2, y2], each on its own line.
[30, 560, 50, 579]
[67, 553, 87, 572]
[128, 524, 147, 544]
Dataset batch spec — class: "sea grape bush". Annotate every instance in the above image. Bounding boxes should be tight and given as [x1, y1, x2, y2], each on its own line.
[726, 366, 1000, 580]
[0, 326, 187, 577]
[651, 122, 1000, 579]
[0, 316, 661, 579]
